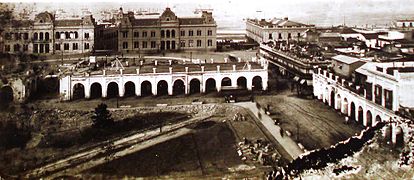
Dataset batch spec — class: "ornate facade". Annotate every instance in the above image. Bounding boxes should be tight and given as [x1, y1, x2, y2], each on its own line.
[105, 7, 217, 53]
[1, 12, 96, 55]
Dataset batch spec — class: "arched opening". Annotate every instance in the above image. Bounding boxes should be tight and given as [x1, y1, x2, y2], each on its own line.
[141, 81, 152, 96]
[161, 30, 165, 38]
[324, 87, 329, 104]
[221, 77, 232, 87]
[330, 90, 335, 108]
[72, 83, 85, 100]
[173, 79, 185, 95]
[90, 83, 102, 99]
[166, 30, 170, 38]
[336, 94, 341, 110]
[124, 81, 135, 97]
[0, 86, 13, 109]
[171, 30, 175, 38]
[366, 110, 372, 127]
[350, 102, 356, 121]
[157, 80, 168, 96]
[358, 106, 364, 125]
[375, 115, 381, 126]
[384, 124, 392, 143]
[205, 78, 216, 93]
[237, 77, 247, 89]
[189, 79, 200, 94]
[107, 82, 119, 98]
[395, 127, 404, 148]
[252, 76, 263, 91]
[343, 98, 348, 115]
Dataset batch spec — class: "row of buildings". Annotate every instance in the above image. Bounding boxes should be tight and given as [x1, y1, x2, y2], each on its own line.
[0, 7, 217, 55]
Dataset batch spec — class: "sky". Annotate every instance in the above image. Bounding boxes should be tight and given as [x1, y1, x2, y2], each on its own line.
[3, 0, 414, 30]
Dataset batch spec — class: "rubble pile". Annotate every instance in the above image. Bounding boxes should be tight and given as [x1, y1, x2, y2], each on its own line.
[236, 138, 280, 166]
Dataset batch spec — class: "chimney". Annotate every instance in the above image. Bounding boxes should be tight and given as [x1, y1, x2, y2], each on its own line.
[154, 60, 158, 66]
[233, 64, 236, 71]
[153, 67, 156, 74]
[169, 60, 172, 65]
[136, 68, 140, 74]
[185, 67, 189, 73]
[201, 66, 205, 72]
[217, 65, 220, 72]
[169, 67, 173, 74]
[103, 70, 106, 76]
[247, 64, 251, 70]
[120, 69, 123, 75]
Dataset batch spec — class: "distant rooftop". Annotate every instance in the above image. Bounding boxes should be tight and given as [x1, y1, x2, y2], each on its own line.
[332, 55, 364, 64]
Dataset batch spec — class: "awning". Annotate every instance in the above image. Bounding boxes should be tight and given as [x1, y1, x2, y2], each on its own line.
[293, 76, 300, 81]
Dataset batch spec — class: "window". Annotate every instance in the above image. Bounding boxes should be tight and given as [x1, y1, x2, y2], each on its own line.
[45, 32, 49, 40]
[134, 41, 139, 49]
[122, 31, 128, 38]
[64, 43, 69, 50]
[45, 44, 49, 53]
[134, 31, 139, 37]
[166, 30, 170, 38]
[278, 33, 282, 39]
[39, 44, 44, 53]
[161, 30, 165, 38]
[84, 43, 89, 50]
[197, 30, 202, 36]
[171, 30, 175, 38]
[23, 44, 28, 51]
[33, 44, 38, 53]
[208, 39, 212, 46]
[151, 31, 156, 37]
[55, 43, 61, 51]
[5, 33, 11, 40]
[73, 43, 78, 50]
[13, 44, 20, 52]
[189, 40, 194, 47]
[207, 30, 212, 36]
[5, 45, 10, 52]
[142, 31, 147, 37]
[142, 41, 147, 48]
[189, 30, 193, 36]
[269, 33, 273, 39]
[39, 32, 44, 40]
[288, 33, 291, 39]
[151, 41, 156, 48]
[23, 33, 28, 40]
[197, 40, 202, 47]
[74, 32, 78, 39]
[34, 32, 38, 40]
[180, 40, 185, 47]
[123, 42, 128, 49]
[85, 33, 90, 39]
[180, 30, 185, 36]
[297, 33, 301, 38]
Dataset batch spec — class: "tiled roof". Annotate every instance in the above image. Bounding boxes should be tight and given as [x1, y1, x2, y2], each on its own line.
[133, 18, 159, 26]
[179, 18, 204, 25]
[55, 19, 83, 27]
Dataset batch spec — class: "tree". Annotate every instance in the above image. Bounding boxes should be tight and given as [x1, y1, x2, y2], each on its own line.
[91, 103, 113, 128]
[0, 3, 14, 32]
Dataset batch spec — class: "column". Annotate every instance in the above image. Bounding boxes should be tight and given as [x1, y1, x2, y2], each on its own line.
[201, 79, 206, 93]
[119, 82, 125, 97]
[168, 82, 173, 95]
[262, 77, 268, 91]
[135, 80, 141, 96]
[102, 84, 107, 98]
[247, 77, 253, 91]
[152, 82, 157, 96]
[84, 84, 90, 99]
[216, 78, 221, 92]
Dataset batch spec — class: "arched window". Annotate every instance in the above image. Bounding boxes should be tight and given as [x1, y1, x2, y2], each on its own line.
[166, 30, 170, 38]
[39, 32, 44, 40]
[34, 32, 38, 40]
[65, 32, 69, 39]
[171, 30, 175, 38]
[45, 32, 49, 40]
[75, 31, 78, 39]
[55, 32, 60, 39]
[161, 30, 165, 38]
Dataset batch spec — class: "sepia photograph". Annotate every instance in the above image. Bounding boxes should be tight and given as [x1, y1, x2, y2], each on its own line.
[0, 0, 414, 179]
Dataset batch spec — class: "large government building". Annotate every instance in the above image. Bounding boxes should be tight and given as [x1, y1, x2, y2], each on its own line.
[97, 7, 217, 53]
[1, 12, 96, 55]
[1, 7, 217, 55]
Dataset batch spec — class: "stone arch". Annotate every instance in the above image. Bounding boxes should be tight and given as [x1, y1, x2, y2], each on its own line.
[107, 82, 119, 98]
[205, 78, 216, 93]
[72, 83, 85, 100]
[336, 94, 341, 110]
[173, 79, 185, 95]
[0, 86, 13, 108]
[189, 78, 201, 94]
[374, 115, 382, 126]
[342, 98, 348, 115]
[157, 80, 168, 96]
[221, 77, 232, 87]
[350, 102, 356, 121]
[366, 110, 372, 127]
[141, 81, 152, 96]
[395, 126, 404, 147]
[90, 82, 102, 99]
[358, 106, 364, 125]
[330, 90, 335, 108]
[124, 81, 136, 97]
[237, 76, 247, 89]
[252, 76, 263, 91]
